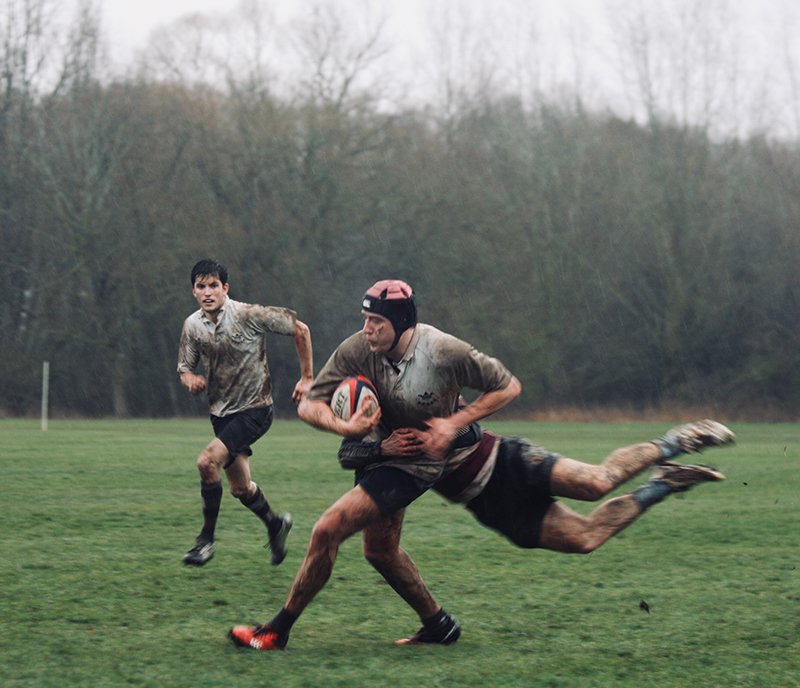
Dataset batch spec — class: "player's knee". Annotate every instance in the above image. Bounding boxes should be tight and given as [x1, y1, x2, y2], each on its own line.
[197, 446, 229, 480]
[196, 451, 216, 478]
[563, 533, 600, 554]
[363, 545, 396, 571]
[550, 524, 602, 554]
[229, 482, 250, 499]
[573, 538, 601, 554]
[582, 474, 615, 501]
[309, 513, 344, 551]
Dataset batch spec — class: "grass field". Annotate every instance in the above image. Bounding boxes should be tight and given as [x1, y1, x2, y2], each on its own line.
[1, 418, 798, 687]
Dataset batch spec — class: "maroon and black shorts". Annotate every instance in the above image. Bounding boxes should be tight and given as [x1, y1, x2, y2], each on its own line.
[465, 436, 559, 548]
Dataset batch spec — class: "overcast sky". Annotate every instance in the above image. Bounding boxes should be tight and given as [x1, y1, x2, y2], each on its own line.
[56, 0, 800, 138]
[81, 0, 596, 73]
[79, 0, 789, 59]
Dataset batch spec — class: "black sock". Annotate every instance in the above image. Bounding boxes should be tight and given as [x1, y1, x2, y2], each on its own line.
[199, 481, 223, 542]
[423, 608, 449, 632]
[240, 484, 278, 530]
[268, 607, 298, 638]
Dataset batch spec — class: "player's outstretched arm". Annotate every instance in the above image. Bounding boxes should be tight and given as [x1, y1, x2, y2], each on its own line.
[291, 319, 314, 403]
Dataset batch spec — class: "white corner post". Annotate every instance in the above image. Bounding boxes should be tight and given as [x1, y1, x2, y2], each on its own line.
[41, 361, 50, 431]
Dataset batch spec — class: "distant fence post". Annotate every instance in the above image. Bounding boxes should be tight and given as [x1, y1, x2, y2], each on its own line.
[41, 361, 50, 431]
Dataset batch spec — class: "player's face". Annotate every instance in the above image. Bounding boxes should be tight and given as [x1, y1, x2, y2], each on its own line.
[192, 273, 229, 320]
[362, 312, 395, 353]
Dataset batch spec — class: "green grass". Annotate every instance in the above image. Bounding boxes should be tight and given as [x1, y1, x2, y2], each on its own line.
[1, 418, 798, 687]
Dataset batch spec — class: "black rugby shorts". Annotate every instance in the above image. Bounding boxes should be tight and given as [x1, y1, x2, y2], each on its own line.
[211, 406, 274, 467]
[355, 465, 434, 516]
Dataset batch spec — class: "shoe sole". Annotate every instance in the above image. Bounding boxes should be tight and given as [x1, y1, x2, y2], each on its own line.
[395, 623, 461, 646]
[657, 461, 726, 489]
[182, 557, 213, 566]
[683, 420, 736, 451]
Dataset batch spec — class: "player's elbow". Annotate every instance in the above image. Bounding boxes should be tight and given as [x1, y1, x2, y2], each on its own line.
[297, 398, 329, 428]
[297, 397, 315, 422]
[506, 376, 522, 400]
[295, 319, 310, 340]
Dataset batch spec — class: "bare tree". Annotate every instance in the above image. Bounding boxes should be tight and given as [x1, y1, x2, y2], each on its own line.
[287, 1, 390, 110]
[608, 0, 742, 136]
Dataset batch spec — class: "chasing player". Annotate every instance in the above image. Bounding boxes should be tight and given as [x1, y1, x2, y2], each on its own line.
[177, 259, 313, 566]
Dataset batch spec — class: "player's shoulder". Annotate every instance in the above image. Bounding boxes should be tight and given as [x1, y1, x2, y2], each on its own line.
[222, 297, 246, 315]
[415, 323, 472, 353]
[228, 299, 296, 322]
[183, 308, 205, 328]
[335, 330, 373, 356]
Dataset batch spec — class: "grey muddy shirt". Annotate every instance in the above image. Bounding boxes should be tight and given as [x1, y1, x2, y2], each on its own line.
[177, 297, 297, 416]
[308, 323, 513, 482]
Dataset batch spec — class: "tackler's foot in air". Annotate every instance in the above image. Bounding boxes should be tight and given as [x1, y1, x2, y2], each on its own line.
[655, 420, 735, 460]
[650, 461, 726, 493]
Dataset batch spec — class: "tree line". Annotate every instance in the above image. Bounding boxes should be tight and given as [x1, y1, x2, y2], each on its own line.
[2, 0, 799, 420]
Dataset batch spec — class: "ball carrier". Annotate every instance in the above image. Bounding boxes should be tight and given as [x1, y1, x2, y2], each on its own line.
[230, 279, 734, 650]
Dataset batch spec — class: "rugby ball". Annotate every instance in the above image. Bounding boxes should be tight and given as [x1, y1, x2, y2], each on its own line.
[330, 375, 379, 420]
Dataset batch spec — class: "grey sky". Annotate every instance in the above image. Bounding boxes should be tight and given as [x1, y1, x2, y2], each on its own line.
[63, 0, 800, 138]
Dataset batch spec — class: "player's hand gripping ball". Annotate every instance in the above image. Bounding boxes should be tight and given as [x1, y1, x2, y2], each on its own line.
[330, 375, 380, 420]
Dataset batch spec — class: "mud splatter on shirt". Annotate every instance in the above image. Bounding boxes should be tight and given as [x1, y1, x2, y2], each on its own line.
[308, 323, 513, 480]
[177, 298, 296, 416]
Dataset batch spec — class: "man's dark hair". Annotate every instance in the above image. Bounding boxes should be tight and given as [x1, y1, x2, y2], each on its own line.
[191, 259, 228, 286]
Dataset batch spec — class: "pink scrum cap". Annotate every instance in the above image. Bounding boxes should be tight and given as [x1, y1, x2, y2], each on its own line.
[362, 280, 418, 349]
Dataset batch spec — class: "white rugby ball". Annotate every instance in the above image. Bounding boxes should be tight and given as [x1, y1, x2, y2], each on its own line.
[330, 375, 380, 420]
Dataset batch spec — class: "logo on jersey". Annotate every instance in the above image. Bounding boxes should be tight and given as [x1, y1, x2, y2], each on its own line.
[417, 392, 438, 407]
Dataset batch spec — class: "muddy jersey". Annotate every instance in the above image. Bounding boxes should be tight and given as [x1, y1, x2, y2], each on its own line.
[308, 323, 513, 481]
[177, 298, 297, 416]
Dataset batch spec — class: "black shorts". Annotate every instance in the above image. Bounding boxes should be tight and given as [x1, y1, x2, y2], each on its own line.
[211, 406, 274, 468]
[465, 436, 559, 549]
[355, 465, 434, 517]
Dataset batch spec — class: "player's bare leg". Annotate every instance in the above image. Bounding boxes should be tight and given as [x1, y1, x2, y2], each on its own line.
[359, 509, 460, 645]
[283, 486, 381, 614]
[539, 420, 734, 554]
[362, 509, 440, 619]
[541, 461, 727, 554]
[229, 486, 384, 650]
[550, 419, 735, 501]
[539, 498, 642, 553]
[550, 442, 662, 501]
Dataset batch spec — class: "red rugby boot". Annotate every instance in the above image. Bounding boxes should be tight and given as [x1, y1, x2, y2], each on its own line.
[228, 624, 287, 651]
